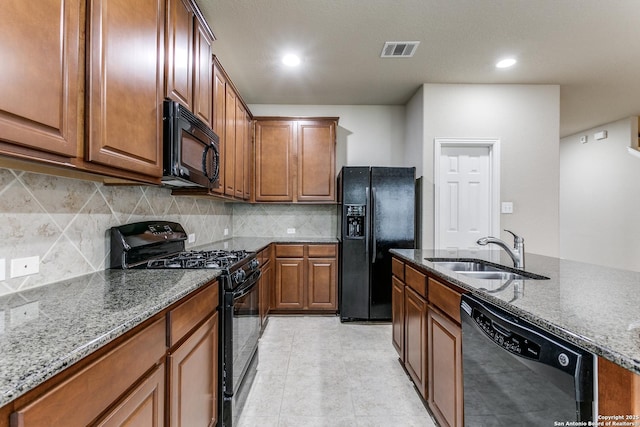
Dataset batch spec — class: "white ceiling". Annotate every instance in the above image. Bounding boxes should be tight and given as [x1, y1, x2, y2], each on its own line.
[198, 0, 640, 137]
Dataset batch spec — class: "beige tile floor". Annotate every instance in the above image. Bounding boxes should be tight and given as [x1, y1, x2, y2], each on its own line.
[237, 316, 437, 427]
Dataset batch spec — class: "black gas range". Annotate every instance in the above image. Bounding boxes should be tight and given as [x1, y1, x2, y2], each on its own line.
[110, 221, 260, 427]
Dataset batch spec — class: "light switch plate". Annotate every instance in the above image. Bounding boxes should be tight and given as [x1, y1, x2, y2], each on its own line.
[0, 259, 5, 281]
[188, 233, 196, 243]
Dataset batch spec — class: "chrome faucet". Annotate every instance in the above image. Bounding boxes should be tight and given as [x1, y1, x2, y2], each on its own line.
[476, 230, 525, 269]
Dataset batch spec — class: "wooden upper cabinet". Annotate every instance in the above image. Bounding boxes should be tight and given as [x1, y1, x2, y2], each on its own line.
[224, 88, 237, 197]
[0, 0, 80, 158]
[86, 0, 164, 177]
[212, 61, 227, 194]
[165, 0, 194, 110]
[193, 18, 213, 128]
[254, 120, 295, 202]
[208, 58, 252, 200]
[234, 101, 246, 199]
[297, 120, 336, 202]
[254, 117, 337, 203]
[165, 0, 214, 127]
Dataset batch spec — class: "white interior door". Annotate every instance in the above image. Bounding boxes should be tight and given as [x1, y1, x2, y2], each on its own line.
[437, 145, 493, 250]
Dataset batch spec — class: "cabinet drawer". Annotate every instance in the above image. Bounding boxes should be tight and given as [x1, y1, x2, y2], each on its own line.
[392, 257, 405, 281]
[428, 278, 462, 324]
[405, 265, 427, 299]
[11, 318, 166, 427]
[168, 282, 218, 347]
[307, 244, 336, 258]
[275, 244, 304, 258]
[261, 244, 272, 262]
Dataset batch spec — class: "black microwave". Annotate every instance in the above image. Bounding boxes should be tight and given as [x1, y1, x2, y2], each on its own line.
[162, 99, 220, 189]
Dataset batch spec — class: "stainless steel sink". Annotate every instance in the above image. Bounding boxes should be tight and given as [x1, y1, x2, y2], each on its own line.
[425, 258, 549, 280]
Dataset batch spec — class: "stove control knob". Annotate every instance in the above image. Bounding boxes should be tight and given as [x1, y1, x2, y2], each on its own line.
[250, 259, 260, 270]
[233, 270, 246, 284]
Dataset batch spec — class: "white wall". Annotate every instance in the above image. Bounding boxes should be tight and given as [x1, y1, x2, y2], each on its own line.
[248, 104, 406, 169]
[420, 84, 561, 256]
[404, 86, 424, 178]
[560, 116, 640, 271]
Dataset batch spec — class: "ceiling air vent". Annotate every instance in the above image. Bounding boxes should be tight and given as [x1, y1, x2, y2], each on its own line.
[380, 41, 420, 58]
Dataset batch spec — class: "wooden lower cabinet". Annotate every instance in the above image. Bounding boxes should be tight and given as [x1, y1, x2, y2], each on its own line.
[273, 244, 337, 312]
[275, 258, 305, 309]
[94, 364, 165, 427]
[598, 356, 640, 416]
[7, 281, 220, 427]
[391, 276, 405, 360]
[306, 257, 336, 310]
[10, 318, 166, 427]
[427, 306, 463, 427]
[404, 286, 428, 400]
[168, 312, 218, 427]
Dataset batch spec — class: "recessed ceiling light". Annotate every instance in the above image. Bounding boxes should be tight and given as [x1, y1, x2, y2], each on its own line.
[282, 54, 301, 67]
[496, 58, 517, 68]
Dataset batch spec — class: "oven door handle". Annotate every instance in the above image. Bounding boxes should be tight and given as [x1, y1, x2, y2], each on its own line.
[232, 270, 261, 300]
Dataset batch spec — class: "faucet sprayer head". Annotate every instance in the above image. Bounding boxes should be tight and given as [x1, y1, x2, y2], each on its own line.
[477, 237, 489, 245]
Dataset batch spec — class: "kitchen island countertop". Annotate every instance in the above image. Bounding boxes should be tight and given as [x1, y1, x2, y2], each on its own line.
[390, 248, 640, 374]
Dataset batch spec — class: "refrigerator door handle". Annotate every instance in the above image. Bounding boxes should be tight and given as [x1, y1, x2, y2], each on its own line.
[371, 186, 377, 263]
[365, 187, 370, 255]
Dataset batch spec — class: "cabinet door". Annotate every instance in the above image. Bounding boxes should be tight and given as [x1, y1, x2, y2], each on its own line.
[391, 276, 405, 360]
[244, 111, 252, 200]
[224, 89, 237, 196]
[234, 101, 246, 198]
[296, 120, 336, 202]
[598, 356, 640, 416]
[254, 120, 295, 202]
[428, 306, 463, 427]
[165, 0, 193, 110]
[0, 0, 80, 158]
[211, 62, 226, 194]
[306, 258, 337, 310]
[405, 286, 427, 400]
[168, 312, 218, 427]
[259, 260, 272, 327]
[94, 364, 165, 427]
[275, 258, 304, 309]
[192, 17, 213, 128]
[87, 0, 164, 177]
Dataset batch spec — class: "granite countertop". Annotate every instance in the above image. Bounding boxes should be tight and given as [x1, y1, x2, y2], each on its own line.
[390, 248, 640, 374]
[0, 236, 337, 409]
[0, 268, 220, 407]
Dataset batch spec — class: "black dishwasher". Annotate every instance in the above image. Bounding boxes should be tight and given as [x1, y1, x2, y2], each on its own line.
[461, 294, 595, 425]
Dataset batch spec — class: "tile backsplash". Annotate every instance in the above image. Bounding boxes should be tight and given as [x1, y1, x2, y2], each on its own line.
[232, 203, 337, 238]
[0, 168, 232, 296]
[0, 167, 338, 296]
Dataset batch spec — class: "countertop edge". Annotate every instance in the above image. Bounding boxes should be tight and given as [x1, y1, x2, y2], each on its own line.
[390, 249, 640, 375]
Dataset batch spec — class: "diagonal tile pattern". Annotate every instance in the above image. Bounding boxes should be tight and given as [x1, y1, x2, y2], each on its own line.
[238, 316, 437, 427]
[0, 168, 233, 296]
[0, 168, 338, 297]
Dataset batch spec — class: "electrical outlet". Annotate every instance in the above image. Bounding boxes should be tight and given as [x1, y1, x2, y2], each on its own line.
[224, 228, 229, 236]
[0, 259, 5, 281]
[188, 233, 196, 243]
[501, 202, 514, 214]
[0, 311, 4, 334]
[287, 228, 296, 234]
[10, 301, 39, 326]
[10, 256, 39, 278]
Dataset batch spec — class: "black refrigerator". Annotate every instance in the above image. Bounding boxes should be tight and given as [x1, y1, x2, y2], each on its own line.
[337, 166, 416, 321]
